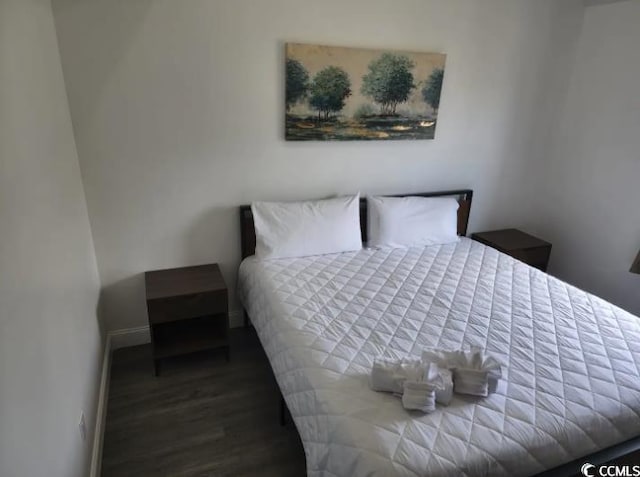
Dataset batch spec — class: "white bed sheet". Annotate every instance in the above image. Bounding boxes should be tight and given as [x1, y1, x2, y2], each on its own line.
[237, 238, 640, 477]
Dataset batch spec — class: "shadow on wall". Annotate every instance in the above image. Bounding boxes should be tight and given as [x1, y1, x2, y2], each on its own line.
[477, 1, 582, 232]
[186, 205, 242, 309]
[52, 0, 155, 124]
[99, 274, 148, 332]
[99, 205, 242, 332]
[95, 290, 108, 338]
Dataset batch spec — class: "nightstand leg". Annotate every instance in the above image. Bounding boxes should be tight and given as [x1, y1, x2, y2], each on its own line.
[225, 346, 230, 362]
[153, 359, 159, 377]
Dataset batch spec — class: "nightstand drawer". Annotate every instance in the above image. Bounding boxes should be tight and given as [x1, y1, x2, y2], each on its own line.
[147, 290, 227, 325]
[510, 247, 551, 271]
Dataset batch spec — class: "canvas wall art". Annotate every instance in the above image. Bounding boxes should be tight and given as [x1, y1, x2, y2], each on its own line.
[285, 43, 446, 141]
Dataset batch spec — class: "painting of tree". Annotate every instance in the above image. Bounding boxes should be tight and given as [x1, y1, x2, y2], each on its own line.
[286, 58, 309, 111]
[361, 53, 415, 115]
[422, 68, 444, 113]
[285, 43, 446, 141]
[309, 66, 352, 121]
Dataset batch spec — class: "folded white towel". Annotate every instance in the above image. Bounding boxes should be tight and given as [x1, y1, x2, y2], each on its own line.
[435, 368, 454, 405]
[453, 368, 490, 396]
[370, 358, 425, 394]
[402, 380, 437, 413]
[423, 346, 502, 397]
[371, 348, 501, 410]
[452, 348, 502, 397]
[421, 348, 457, 368]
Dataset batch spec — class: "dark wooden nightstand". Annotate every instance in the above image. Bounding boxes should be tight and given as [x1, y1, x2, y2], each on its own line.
[471, 228, 552, 272]
[145, 263, 229, 375]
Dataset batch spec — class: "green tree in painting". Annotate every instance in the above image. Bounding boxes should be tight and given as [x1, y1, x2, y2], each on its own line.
[286, 58, 310, 111]
[361, 53, 415, 115]
[309, 66, 352, 121]
[422, 68, 444, 113]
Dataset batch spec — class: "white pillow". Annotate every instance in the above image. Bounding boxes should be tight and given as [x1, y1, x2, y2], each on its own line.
[367, 196, 459, 249]
[252, 194, 362, 259]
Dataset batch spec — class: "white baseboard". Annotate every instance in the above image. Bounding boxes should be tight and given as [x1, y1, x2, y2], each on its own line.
[109, 310, 244, 350]
[89, 333, 112, 477]
[110, 325, 151, 350]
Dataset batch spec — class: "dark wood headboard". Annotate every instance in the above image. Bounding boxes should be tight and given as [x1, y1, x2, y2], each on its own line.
[239, 189, 473, 259]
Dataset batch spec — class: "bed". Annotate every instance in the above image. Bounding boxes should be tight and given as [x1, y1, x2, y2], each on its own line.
[237, 190, 640, 477]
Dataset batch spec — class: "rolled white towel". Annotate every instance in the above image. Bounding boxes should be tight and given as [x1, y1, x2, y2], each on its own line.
[423, 346, 502, 398]
[402, 381, 437, 413]
[435, 369, 454, 405]
[451, 348, 502, 397]
[370, 358, 424, 394]
[453, 368, 490, 396]
[421, 348, 458, 368]
[401, 362, 442, 413]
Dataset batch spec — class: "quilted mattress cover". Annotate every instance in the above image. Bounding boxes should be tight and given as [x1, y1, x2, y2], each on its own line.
[237, 238, 640, 477]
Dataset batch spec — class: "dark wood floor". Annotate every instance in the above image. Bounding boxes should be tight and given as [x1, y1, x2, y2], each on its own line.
[102, 328, 306, 477]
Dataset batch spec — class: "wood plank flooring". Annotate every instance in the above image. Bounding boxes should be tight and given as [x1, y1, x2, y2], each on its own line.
[102, 328, 306, 477]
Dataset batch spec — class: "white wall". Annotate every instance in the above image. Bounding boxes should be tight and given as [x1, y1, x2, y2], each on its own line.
[52, 0, 585, 332]
[0, 1, 103, 476]
[528, 0, 640, 315]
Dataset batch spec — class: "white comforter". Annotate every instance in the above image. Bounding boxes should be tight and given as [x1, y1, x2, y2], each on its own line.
[237, 238, 640, 477]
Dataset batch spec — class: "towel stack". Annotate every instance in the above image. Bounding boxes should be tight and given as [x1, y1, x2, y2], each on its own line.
[371, 359, 447, 413]
[422, 347, 502, 397]
[370, 347, 502, 413]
